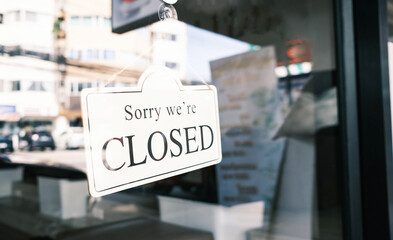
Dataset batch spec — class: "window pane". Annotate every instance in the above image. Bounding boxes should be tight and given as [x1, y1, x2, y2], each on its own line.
[11, 81, 20, 91]
[0, 0, 342, 239]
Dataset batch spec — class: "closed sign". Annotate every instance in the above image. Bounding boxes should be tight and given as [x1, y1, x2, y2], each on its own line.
[81, 67, 222, 197]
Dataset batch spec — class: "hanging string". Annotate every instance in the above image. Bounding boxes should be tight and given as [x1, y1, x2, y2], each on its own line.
[187, 63, 212, 90]
[103, 43, 155, 87]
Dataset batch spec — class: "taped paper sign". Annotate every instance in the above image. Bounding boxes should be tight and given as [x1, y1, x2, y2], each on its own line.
[81, 67, 222, 197]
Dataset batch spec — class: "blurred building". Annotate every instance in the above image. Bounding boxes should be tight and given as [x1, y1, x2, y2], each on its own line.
[57, 0, 187, 122]
[150, 20, 187, 80]
[0, 0, 59, 133]
[0, 0, 188, 135]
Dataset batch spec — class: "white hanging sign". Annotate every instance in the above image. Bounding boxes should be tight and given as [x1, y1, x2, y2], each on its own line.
[81, 67, 222, 197]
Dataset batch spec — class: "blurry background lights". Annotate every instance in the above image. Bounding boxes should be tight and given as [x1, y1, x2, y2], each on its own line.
[278, 62, 313, 77]
[275, 66, 288, 78]
[288, 64, 301, 75]
[288, 62, 312, 76]
[162, 0, 178, 4]
[301, 62, 312, 73]
[32, 134, 39, 141]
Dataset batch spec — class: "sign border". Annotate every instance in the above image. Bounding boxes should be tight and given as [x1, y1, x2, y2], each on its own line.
[81, 67, 222, 197]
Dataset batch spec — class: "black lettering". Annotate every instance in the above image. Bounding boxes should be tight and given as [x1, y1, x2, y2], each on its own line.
[135, 109, 142, 119]
[176, 106, 182, 115]
[155, 107, 161, 121]
[102, 137, 126, 171]
[170, 128, 182, 157]
[143, 108, 148, 119]
[166, 106, 176, 115]
[125, 135, 147, 167]
[125, 105, 133, 121]
[184, 127, 198, 154]
[200, 125, 214, 151]
[187, 105, 197, 114]
[148, 131, 168, 161]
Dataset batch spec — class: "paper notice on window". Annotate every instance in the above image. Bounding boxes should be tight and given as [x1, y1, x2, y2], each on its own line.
[211, 47, 285, 217]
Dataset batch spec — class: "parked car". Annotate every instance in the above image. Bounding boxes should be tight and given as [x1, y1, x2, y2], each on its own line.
[57, 127, 84, 150]
[0, 134, 14, 153]
[20, 130, 56, 151]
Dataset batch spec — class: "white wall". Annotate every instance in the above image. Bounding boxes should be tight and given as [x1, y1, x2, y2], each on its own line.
[150, 20, 188, 80]
[0, 56, 59, 119]
[0, 0, 56, 54]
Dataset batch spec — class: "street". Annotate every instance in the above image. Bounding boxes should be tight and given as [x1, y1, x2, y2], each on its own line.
[7, 148, 87, 172]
